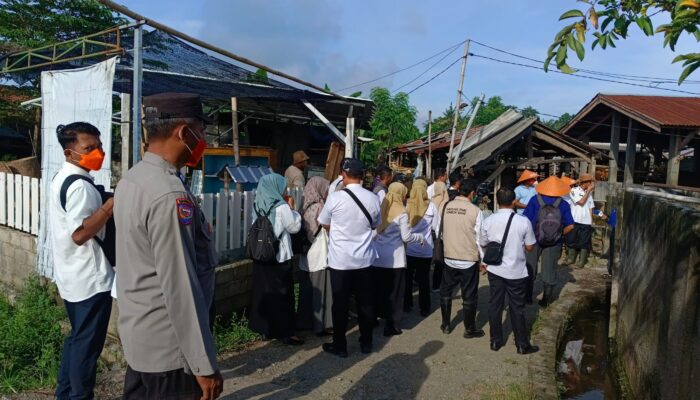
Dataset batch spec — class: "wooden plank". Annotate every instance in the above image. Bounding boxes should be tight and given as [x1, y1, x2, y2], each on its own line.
[324, 141, 344, 181]
[22, 176, 30, 232]
[31, 178, 39, 235]
[666, 133, 680, 186]
[15, 175, 23, 229]
[532, 131, 590, 161]
[201, 194, 214, 228]
[609, 112, 620, 183]
[624, 119, 636, 186]
[302, 100, 345, 142]
[242, 190, 254, 246]
[121, 93, 131, 173]
[215, 191, 228, 252]
[0, 173, 5, 225]
[230, 191, 242, 249]
[7, 173, 14, 228]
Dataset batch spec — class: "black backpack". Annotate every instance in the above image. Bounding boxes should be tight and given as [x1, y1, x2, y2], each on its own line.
[535, 195, 563, 248]
[60, 175, 116, 267]
[245, 201, 281, 263]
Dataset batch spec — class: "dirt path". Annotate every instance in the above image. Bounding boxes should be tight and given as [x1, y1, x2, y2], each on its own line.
[217, 276, 545, 400]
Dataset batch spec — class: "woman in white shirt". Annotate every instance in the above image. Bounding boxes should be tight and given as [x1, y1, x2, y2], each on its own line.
[248, 173, 304, 345]
[372, 182, 424, 336]
[405, 179, 440, 317]
[431, 181, 449, 291]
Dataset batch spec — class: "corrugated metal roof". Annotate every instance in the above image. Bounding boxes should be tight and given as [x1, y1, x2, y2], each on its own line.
[213, 165, 274, 184]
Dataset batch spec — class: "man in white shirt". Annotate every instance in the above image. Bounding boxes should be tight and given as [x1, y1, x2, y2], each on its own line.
[426, 168, 447, 199]
[372, 165, 392, 204]
[49, 122, 115, 400]
[565, 174, 596, 268]
[479, 187, 539, 355]
[284, 150, 309, 189]
[318, 158, 381, 357]
[439, 179, 485, 339]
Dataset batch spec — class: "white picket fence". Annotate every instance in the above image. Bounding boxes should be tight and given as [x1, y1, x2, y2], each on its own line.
[0, 172, 40, 235]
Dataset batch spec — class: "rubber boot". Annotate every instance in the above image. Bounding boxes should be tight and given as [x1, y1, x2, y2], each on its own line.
[565, 249, 578, 266]
[462, 303, 485, 338]
[538, 284, 553, 308]
[577, 249, 590, 269]
[440, 298, 452, 334]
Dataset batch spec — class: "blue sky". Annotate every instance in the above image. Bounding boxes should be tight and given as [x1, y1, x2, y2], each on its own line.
[120, 0, 699, 127]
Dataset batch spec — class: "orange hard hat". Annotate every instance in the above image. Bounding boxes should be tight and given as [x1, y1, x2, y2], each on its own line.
[536, 176, 572, 197]
[517, 169, 539, 184]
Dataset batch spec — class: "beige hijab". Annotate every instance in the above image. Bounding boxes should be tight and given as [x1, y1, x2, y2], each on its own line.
[407, 179, 429, 227]
[377, 182, 408, 233]
[431, 181, 448, 212]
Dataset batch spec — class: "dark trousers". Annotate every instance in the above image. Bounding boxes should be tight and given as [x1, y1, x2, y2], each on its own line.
[371, 267, 405, 330]
[123, 366, 202, 400]
[330, 267, 375, 350]
[56, 291, 112, 400]
[432, 260, 445, 290]
[487, 272, 530, 348]
[439, 263, 480, 306]
[405, 256, 431, 313]
[525, 245, 539, 302]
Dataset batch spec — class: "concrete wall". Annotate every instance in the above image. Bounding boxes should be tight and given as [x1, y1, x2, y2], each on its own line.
[0, 226, 37, 288]
[617, 189, 700, 400]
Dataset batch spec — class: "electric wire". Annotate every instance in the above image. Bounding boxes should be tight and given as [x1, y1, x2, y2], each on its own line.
[392, 44, 462, 93]
[405, 57, 464, 95]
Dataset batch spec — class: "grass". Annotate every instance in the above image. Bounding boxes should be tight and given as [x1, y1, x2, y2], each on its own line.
[213, 312, 260, 354]
[474, 382, 537, 400]
[0, 278, 66, 394]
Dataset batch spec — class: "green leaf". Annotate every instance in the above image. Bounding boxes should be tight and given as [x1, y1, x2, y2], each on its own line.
[567, 34, 577, 51]
[349, 91, 362, 98]
[324, 83, 331, 91]
[559, 63, 576, 74]
[601, 17, 614, 32]
[636, 16, 654, 36]
[694, 30, 700, 41]
[607, 34, 617, 48]
[556, 43, 568, 66]
[592, 38, 600, 50]
[559, 9, 585, 20]
[544, 52, 555, 72]
[555, 23, 576, 41]
[573, 38, 585, 61]
[576, 27, 586, 43]
[678, 60, 700, 84]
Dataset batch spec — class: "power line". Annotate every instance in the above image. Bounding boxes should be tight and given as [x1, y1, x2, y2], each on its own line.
[392, 44, 461, 93]
[336, 40, 466, 93]
[406, 57, 463, 95]
[470, 39, 700, 85]
[469, 53, 700, 96]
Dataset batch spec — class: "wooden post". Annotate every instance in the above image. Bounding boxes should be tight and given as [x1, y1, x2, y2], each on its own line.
[589, 157, 597, 177]
[231, 97, 241, 191]
[624, 119, 636, 186]
[427, 110, 432, 179]
[345, 117, 355, 158]
[493, 173, 501, 213]
[609, 112, 620, 183]
[526, 132, 533, 160]
[666, 131, 680, 186]
[120, 93, 131, 175]
[447, 39, 470, 166]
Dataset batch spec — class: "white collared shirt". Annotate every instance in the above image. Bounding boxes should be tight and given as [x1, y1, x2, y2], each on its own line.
[427, 183, 435, 199]
[567, 187, 594, 225]
[328, 175, 343, 194]
[373, 213, 423, 268]
[407, 202, 439, 258]
[479, 209, 536, 280]
[317, 183, 381, 270]
[49, 162, 114, 302]
[376, 188, 386, 204]
[253, 203, 302, 263]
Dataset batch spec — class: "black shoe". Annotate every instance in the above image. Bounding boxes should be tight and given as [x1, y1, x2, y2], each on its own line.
[490, 341, 502, 352]
[516, 344, 540, 355]
[538, 298, 549, 308]
[281, 336, 304, 346]
[383, 327, 403, 337]
[322, 343, 348, 358]
[315, 330, 333, 337]
[440, 324, 451, 334]
[463, 329, 485, 339]
[420, 309, 430, 317]
[360, 343, 372, 354]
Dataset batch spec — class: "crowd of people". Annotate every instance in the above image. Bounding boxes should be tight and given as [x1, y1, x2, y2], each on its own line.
[48, 92, 600, 400]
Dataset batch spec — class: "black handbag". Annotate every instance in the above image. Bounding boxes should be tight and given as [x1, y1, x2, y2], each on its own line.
[482, 213, 515, 266]
[432, 200, 452, 262]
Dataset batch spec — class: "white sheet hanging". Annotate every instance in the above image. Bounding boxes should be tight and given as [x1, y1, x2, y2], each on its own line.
[36, 58, 116, 279]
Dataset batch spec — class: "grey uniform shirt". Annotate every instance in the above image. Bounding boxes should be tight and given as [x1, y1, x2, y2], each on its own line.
[115, 152, 218, 375]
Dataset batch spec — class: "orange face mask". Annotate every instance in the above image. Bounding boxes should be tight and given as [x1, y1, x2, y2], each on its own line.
[70, 148, 105, 171]
[182, 126, 206, 167]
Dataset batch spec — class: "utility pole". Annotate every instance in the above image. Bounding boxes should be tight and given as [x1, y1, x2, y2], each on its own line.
[132, 22, 143, 164]
[427, 110, 432, 179]
[446, 39, 470, 172]
[450, 93, 484, 173]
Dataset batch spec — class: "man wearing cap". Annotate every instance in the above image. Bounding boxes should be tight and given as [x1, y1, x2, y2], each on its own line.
[115, 93, 223, 399]
[317, 158, 381, 357]
[564, 174, 596, 268]
[285, 150, 310, 190]
[523, 176, 575, 307]
[514, 170, 538, 215]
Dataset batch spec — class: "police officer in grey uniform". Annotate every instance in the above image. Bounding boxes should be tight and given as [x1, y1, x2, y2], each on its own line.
[114, 93, 223, 400]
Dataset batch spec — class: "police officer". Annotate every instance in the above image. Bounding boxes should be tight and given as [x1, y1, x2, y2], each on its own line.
[114, 93, 223, 400]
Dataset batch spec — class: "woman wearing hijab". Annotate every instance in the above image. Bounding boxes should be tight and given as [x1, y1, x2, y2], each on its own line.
[371, 182, 425, 336]
[296, 176, 333, 336]
[249, 173, 304, 345]
[430, 181, 449, 292]
[405, 179, 440, 316]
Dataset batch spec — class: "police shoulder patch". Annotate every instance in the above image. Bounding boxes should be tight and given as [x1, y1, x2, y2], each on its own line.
[176, 197, 194, 225]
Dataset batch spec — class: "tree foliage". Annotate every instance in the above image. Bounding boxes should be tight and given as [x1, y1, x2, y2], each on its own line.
[424, 96, 541, 134]
[548, 0, 700, 83]
[362, 87, 420, 165]
[544, 112, 574, 130]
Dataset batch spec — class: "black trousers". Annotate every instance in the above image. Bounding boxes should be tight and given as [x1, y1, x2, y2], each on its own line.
[123, 366, 202, 400]
[371, 267, 405, 330]
[405, 256, 431, 313]
[56, 291, 112, 400]
[432, 260, 445, 290]
[487, 272, 530, 348]
[439, 263, 480, 306]
[330, 267, 375, 350]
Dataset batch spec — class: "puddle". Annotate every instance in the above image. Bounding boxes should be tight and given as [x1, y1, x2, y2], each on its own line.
[557, 288, 621, 400]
